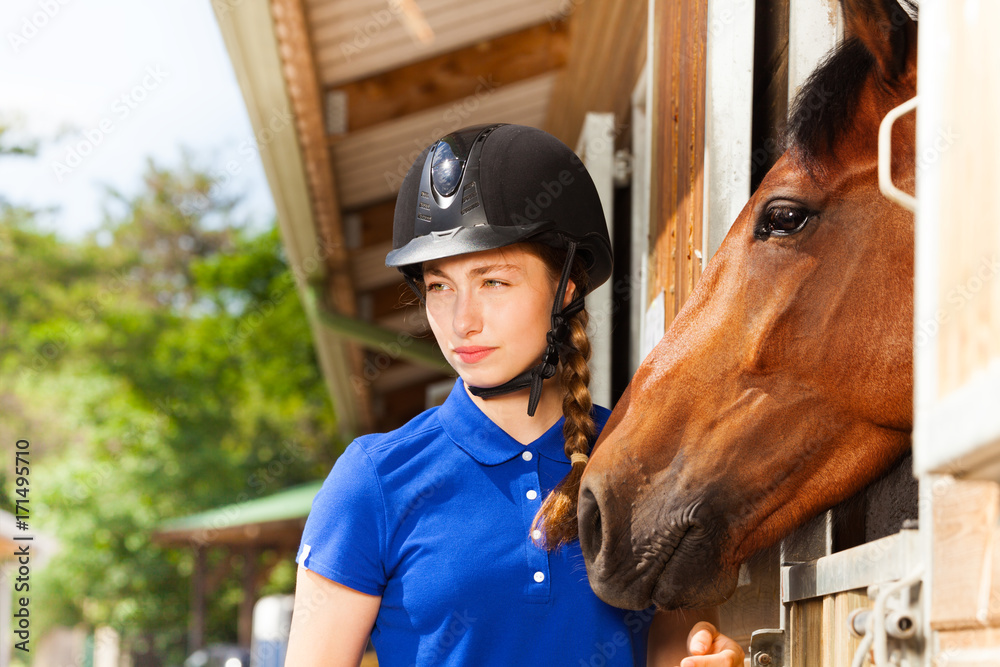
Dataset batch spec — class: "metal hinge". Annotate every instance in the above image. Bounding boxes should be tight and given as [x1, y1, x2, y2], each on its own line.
[750, 629, 785, 667]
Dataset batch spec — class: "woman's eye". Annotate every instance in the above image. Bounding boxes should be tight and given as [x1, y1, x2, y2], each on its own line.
[756, 205, 814, 239]
[426, 283, 447, 292]
[483, 279, 506, 288]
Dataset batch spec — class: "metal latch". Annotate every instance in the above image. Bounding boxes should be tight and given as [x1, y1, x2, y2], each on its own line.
[848, 567, 924, 667]
[750, 629, 785, 667]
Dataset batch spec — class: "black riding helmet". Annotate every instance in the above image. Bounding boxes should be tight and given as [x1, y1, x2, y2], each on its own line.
[386, 123, 613, 416]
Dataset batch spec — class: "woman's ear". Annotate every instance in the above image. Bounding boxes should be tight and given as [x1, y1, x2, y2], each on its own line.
[562, 279, 578, 308]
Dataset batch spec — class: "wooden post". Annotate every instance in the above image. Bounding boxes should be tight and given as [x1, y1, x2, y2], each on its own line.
[239, 547, 259, 647]
[189, 545, 206, 654]
[648, 0, 707, 324]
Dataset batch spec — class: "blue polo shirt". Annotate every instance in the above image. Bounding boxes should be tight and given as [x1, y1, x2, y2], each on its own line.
[297, 378, 652, 666]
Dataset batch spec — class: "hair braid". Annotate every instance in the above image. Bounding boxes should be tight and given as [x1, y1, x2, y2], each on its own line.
[531, 307, 595, 549]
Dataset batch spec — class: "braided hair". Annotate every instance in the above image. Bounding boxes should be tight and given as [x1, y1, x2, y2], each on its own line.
[521, 243, 595, 550]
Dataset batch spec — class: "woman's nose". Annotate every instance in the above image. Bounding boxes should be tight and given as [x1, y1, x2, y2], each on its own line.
[452, 291, 483, 337]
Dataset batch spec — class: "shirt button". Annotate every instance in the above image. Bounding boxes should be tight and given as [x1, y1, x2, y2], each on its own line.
[534, 571, 545, 583]
[526, 489, 538, 500]
[522, 451, 533, 461]
[532, 529, 542, 540]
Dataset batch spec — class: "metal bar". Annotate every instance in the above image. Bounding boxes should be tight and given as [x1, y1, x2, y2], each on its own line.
[782, 529, 921, 603]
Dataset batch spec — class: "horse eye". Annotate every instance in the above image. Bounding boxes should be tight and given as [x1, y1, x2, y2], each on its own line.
[756, 206, 813, 239]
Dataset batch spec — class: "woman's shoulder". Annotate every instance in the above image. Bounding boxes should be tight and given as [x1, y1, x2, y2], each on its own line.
[350, 404, 447, 459]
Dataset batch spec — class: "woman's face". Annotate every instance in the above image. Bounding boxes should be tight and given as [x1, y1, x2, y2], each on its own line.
[423, 245, 572, 388]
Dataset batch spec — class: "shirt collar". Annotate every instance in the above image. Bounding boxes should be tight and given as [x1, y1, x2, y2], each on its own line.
[437, 378, 571, 465]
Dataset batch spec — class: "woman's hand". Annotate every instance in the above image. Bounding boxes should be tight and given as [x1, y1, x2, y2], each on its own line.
[680, 621, 744, 667]
[647, 609, 744, 667]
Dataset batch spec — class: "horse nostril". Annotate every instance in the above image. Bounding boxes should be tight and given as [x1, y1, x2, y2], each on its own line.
[578, 484, 603, 563]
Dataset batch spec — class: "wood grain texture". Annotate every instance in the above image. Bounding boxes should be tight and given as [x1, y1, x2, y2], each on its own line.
[271, 0, 374, 430]
[649, 0, 707, 323]
[936, 0, 1000, 398]
[789, 597, 824, 666]
[543, 0, 647, 149]
[931, 477, 1000, 630]
[934, 627, 1000, 665]
[336, 22, 569, 133]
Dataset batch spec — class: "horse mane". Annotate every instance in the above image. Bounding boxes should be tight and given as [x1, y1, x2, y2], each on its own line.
[784, 36, 876, 171]
[786, 0, 918, 171]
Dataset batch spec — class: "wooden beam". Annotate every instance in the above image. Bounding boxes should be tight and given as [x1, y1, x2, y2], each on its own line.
[188, 546, 206, 654]
[330, 73, 557, 209]
[270, 0, 374, 433]
[271, 0, 355, 314]
[350, 241, 400, 292]
[544, 0, 647, 148]
[333, 21, 569, 133]
[212, 0, 370, 438]
[352, 198, 396, 247]
[649, 0, 708, 324]
[238, 547, 258, 647]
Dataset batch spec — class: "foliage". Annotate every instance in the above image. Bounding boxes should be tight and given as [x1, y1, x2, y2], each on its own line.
[1, 156, 342, 664]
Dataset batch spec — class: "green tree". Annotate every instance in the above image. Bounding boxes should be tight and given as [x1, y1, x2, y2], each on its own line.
[2, 155, 343, 664]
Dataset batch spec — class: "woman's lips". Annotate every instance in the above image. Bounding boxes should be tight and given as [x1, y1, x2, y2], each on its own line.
[453, 346, 496, 364]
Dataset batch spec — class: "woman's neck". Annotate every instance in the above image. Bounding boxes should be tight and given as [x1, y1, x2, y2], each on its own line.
[463, 378, 566, 445]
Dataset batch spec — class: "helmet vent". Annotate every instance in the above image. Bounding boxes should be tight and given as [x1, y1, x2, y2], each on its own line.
[460, 181, 480, 215]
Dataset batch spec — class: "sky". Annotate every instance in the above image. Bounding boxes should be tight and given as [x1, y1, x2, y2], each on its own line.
[0, 0, 276, 240]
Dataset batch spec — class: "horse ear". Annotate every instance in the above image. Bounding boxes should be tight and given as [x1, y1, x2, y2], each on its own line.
[840, 0, 917, 82]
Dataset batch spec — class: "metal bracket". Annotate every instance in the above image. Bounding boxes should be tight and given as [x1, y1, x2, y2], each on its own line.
[750, 629, 785, 667]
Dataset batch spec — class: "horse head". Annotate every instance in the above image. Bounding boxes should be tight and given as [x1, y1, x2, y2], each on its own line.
[578, 0, 918, 610]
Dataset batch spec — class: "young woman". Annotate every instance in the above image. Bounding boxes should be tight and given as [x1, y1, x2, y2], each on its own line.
[285, 124, 743, 667]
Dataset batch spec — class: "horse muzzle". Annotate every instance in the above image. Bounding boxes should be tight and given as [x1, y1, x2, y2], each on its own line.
[579, 475, 739, 610]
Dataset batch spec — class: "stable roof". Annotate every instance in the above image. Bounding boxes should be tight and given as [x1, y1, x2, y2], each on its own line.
[154, 481, 322, 548]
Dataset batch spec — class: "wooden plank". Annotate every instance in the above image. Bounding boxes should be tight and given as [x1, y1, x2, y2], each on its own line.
[827, 591, 866, 667]
[189, 546, 206, 653]
[648, 0, 707, 322]
[352, 198, 396, 247]
[789, 598, 824, 666]
[214, 0, 370, 438]
[931, 477, 1000, 630]
[330, 74, 555, 209]
[271, 0, 374, 432]
[544, 0, 647, 149]
[336, 22, 569, 133]
[238, 547, 258, 646]
[718, 551, 781, 649]
[934, 628, 1000, 665]
[935, 0, 1000, 398]
[307, 0, 566, 87]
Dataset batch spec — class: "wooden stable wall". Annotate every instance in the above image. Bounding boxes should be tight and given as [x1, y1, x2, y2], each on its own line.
[915, 0, 1000, 662]
[648, 0, 707, 323]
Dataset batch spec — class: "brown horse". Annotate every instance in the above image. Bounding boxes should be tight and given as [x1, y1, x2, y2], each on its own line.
[577, 0, 918, 610]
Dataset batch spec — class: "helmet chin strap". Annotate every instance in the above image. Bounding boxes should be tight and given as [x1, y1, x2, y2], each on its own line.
[467, 241, 581, 417]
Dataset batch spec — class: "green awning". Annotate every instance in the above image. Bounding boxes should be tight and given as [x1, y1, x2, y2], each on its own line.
[154, 481, 322, 547]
